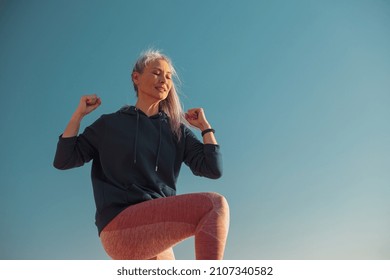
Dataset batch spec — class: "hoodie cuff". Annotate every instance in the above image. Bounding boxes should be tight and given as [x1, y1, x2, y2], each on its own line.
[58, 134, 77, 144]
[204, 144, 220, 154]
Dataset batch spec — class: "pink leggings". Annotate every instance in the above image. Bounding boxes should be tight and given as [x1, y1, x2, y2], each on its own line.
[100, 192, 229, 260]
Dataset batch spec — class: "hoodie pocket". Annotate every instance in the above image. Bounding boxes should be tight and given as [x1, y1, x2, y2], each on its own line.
[125, 183, 154, 205]
[159, 185, 176, 197]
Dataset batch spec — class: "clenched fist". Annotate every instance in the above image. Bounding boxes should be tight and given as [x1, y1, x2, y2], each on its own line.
[185, 108, 211, 131]
[75, 94, 102, 118]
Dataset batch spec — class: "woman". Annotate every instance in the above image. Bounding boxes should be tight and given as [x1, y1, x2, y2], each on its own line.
[53, 49, 229, 260]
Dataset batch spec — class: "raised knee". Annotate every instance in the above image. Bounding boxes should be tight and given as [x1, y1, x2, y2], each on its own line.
[203, 192, 229, 212]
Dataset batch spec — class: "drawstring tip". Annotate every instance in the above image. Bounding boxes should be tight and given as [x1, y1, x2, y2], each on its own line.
[155, 166, 158, 172]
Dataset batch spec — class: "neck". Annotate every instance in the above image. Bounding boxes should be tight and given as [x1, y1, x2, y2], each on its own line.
[135, 98, 161, 117]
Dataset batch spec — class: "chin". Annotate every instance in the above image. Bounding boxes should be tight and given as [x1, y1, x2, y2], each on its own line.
[158, 93, 169, 100]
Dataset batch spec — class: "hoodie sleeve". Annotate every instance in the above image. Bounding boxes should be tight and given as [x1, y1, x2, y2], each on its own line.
[53, 115, 105, 170]
[183, 127, 223, 179]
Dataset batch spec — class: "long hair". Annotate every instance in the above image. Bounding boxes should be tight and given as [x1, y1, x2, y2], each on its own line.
[132, 49, 186, 141]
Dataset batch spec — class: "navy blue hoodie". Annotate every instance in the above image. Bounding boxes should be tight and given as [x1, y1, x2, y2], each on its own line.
[53, 106, 222, 235]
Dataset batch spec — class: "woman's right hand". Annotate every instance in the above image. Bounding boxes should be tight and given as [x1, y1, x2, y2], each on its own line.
[74, 94, 102, 118]
[62, 94, 102, 138]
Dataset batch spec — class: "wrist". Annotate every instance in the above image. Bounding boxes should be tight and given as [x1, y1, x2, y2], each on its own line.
[201, 128, 215, 137]
[71, 112, 84, 122]
[199, 123, 211, 131]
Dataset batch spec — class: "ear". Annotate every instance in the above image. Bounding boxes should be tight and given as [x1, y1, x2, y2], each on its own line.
[132, 72, 140, 86]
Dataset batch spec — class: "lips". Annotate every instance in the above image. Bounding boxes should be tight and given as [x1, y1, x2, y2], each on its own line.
[155, 86, 166, 92]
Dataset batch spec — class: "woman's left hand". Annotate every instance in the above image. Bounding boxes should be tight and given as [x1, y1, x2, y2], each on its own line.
[185, 108, 211, 131]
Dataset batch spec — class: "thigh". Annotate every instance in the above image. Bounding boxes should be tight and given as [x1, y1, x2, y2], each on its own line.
[100, 193, 215, 259]
[103, 192, 215, 231]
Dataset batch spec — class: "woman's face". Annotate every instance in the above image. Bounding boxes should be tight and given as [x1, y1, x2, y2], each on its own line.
[133, 59, 173, 102]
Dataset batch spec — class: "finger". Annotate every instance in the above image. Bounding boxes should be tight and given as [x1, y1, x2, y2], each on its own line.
[82, 94, 97, 100]
[188, 108, 205, 119]
[187, 114, 198, 120]
[187, 109, 200, 118]
[186, 108, 198, 114]
[185, 114, 196, 123]
[96, 98, 102, 107]
[85, 100, 101, 114]
[86, 96, 100, 105]
[92, 99, 101, 107]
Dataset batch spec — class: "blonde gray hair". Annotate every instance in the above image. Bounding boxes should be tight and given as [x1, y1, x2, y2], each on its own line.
[132, 49, 186, 140]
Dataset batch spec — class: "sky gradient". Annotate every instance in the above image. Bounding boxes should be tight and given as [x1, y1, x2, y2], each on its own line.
[1, 0, 389, 259]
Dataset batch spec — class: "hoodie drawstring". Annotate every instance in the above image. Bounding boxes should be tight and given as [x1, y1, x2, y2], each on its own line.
[155, 113, 163, 172]
[132, 107, 163, 172]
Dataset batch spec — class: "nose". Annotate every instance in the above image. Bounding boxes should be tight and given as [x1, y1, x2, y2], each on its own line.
[159, 75, 167, 84]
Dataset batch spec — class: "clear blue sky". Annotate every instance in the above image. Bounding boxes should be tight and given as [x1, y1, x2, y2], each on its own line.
[0, 0, 389, 259]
